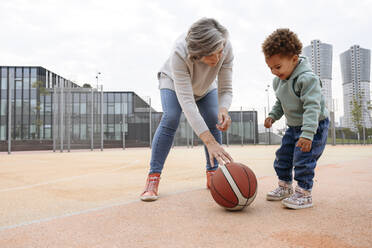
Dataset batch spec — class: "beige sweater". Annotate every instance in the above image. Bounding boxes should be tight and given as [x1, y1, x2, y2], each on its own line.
[158, 34, 233, 135]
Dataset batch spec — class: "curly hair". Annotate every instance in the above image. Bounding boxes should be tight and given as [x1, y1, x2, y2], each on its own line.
[262, 28, 302, 58]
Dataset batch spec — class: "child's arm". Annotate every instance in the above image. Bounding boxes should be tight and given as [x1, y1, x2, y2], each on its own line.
[268, 98, 284, 121]
[299, 75, 322, 141]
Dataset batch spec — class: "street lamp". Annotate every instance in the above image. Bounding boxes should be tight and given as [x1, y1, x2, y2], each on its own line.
[265, 84, 271, 145]
[96, 72, 101, 89]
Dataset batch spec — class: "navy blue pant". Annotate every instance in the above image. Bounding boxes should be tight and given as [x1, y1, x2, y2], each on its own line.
[274, 118, 329, 190]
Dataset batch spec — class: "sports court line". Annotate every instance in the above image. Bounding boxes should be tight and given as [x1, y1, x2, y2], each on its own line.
[0, 160, 139, 193]
[0, 187, 204, 232]
[0, 175, 271, 232]
[0, 198, 141, 232]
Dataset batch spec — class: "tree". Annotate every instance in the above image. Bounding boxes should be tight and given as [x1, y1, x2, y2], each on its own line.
[82, 83, 92, 88]
[350, 96, 363, 136]
[32, 80, 49, 140]
[350, 91, 372, 142]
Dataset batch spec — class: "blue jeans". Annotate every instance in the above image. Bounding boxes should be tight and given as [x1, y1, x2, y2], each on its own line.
[149, 88, 221, 174]
[274, 118, 329, 190]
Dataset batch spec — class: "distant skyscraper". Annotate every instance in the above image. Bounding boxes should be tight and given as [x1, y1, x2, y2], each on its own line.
[340, 45, 371, 129]
[303, 40, 333, 110]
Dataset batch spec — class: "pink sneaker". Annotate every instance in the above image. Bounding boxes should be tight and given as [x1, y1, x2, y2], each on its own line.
[206, 170, 216, 189]
[140, 173, 161, 202]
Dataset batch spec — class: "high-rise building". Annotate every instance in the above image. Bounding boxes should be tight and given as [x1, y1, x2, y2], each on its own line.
[303, 40, 333, 110]
[340, 45, 371, 129]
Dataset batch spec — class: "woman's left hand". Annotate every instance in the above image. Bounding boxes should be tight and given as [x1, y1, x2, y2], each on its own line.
[216, 107, 231, 132]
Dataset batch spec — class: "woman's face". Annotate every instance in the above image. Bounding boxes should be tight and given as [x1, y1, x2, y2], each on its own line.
[200, 47, 224, 67]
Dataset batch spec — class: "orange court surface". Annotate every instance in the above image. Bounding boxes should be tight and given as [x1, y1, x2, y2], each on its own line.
[0, 145, 371, 248]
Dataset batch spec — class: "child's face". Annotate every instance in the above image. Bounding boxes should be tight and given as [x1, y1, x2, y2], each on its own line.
[265, 54, 299, 80]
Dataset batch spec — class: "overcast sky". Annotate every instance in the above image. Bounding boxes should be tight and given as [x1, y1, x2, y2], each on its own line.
[1, 0, 371, 129]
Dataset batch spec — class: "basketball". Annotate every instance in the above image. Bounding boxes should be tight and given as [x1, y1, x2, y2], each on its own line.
[210, 162, 257, 211]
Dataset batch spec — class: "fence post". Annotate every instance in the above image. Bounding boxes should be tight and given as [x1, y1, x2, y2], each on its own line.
[226, 125, 229, 147]
[101, 85, 104, 151]
[7, 76, 12, 154]
[60, 86, 64, 152]
[90, 88, 94, 151]
[191, 128, 194, 148]
[330, 111, 336, 146]
[240, 106, 243, 146]
[253, 109, 256, 145]
[122, 102, 125, 150]
[67, 87, 71, 152]
[187, 123, 189, 148]
[53, 86, 56, 152]
[149, 97, 152, 149]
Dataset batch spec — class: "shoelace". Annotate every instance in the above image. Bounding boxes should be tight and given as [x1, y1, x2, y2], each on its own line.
[146, 176, 160, 192]
[272, 186, 286, 195]
[288, 191, 306, 203]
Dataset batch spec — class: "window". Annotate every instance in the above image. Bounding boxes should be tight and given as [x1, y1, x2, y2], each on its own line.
[1, 100, 6, 115]
[115, 93, 121, 102]
[108, 93, 114, 102]
[80, 103, 86, 114]
[115, 103, 121, 114]
[0, 125, 5, 140]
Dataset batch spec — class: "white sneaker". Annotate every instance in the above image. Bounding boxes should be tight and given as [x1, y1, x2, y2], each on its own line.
[266, 180, 293, 201]
[282, 186, 313, 209]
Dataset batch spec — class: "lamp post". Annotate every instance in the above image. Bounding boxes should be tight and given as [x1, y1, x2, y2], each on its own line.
[96, 72, 101, 89]
[265, 84, 271, 145]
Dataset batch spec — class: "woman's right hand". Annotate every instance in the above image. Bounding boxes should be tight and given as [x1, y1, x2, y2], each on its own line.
[200, 130, 233, 167]
[206, 142, 233, 167]
[264, 117, 275, 128]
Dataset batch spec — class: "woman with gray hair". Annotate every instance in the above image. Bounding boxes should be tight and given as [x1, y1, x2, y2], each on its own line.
[141, 18, 234, 201]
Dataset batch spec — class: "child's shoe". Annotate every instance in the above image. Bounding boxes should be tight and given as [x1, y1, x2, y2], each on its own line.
[282, 186, 313, 209]
[140, 173, 161, 201]
[266, 180, 293, 201]
[206, 170, 216, 189]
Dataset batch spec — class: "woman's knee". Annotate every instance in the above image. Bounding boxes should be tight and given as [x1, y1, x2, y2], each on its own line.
[160, 112, 180, 130]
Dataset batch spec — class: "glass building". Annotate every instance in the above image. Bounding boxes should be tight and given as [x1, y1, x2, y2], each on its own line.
[303, 40, 333, 110]
[0, 66, 78, 144]
[0, 66, 258, 152]
[340, 45, 371, 129]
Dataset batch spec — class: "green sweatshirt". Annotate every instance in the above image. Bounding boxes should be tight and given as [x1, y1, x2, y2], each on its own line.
[268, 56, 329, 141]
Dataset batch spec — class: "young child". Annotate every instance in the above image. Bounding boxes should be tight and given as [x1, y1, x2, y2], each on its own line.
[262, 28, 329, 209]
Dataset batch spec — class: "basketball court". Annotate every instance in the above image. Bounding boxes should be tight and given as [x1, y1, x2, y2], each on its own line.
[0, 145, 371, 247]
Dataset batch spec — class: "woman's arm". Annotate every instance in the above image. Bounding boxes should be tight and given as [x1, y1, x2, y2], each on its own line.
[171, 52, 232, 166]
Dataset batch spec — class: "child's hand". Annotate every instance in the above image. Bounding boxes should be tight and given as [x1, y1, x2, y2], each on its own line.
[264, 117, 275, 128]
[296, 137, 312, 152]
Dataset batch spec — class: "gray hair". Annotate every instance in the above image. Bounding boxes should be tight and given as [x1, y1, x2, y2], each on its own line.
[186, 18, 228, 61]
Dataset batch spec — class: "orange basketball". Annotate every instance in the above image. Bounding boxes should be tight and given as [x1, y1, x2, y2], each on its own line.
[210, 162, 257, 211]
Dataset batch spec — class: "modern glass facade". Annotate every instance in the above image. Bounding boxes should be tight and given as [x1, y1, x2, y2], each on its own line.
[0, 66, 258, 152]
[0, 66, 79, 144]
[303, 40, 333, 110]
[340, 46, 371, 128]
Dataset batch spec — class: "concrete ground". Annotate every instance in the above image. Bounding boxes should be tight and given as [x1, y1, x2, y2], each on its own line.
[0, 145, 371, 248]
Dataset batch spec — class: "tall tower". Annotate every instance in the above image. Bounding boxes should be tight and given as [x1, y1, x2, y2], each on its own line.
[340, 45, 371, 129]
[303, 40, 333, 110]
